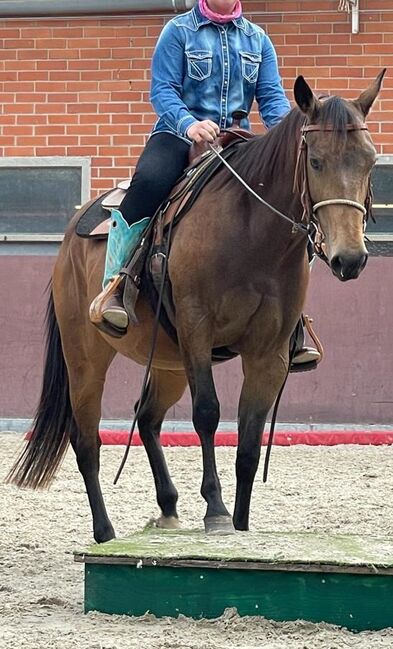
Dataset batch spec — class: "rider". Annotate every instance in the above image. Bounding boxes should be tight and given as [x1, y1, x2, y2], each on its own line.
[89, 0, 321, 367]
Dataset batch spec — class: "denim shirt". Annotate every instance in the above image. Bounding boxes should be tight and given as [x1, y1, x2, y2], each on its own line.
[150, 6, 291, 139]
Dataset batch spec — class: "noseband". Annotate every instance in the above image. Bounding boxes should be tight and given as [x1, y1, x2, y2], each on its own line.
[294, 122, 372, 224]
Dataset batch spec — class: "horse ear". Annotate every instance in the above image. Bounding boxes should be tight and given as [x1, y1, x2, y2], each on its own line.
[294, 76, 320, 118]
[353, 68, 386, 117]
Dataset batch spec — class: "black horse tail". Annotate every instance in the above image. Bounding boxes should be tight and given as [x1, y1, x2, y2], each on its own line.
[6, 285, 75, 489]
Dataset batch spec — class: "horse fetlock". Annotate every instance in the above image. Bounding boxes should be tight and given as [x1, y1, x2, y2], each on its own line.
[94, 522, 116, 544]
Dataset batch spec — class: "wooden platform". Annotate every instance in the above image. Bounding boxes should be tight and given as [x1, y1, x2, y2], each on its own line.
[74, 529, 393, 631]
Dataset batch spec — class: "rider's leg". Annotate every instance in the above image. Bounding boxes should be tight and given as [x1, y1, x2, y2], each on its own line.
[89, 133, 190, 332]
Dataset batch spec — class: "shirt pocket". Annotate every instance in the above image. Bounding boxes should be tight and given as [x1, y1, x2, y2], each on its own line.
[240, 51, 262, 84]
[185, 50, 213, 81]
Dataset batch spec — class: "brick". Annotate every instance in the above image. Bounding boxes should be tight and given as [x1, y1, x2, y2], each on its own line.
[37, 60, 68, 71]
[48, 114, 78, 124]
[98, 124, 130, 136]
[35, 103, 67, 114]
[98, 146, 130, 156]
[80, 114, 110, 124]
[35, 125, 66, 135]
[99, 167, 130, 178]
[67, 103, 98, 114]
[79, 92, 110, 103]
[35, 147, 66, 156]
[0, 29, 20, 38]
[0, 115, 16, 125]
[54, 27, 84, 38]
[15, 93, 46, 103]
[80, 71, 109, 81]
[18, 115, 47, 125]
[17, 136, 47, 146]
[67, 125, 97, 135]
[47, 93, 78, 103]
[67, 146, 99, 156]
[51, 72, 81, 82]
[68, 60, 100, 70]
[98, 102, 131, 113]
[80, 136, 111, 146]
[3, 125, 33, 137]
[20, 28, 52, 38]
[18, 72, 49, 81]
[4, 103, 33, 114]
[4, 146, 35, 156]
[18, 50, 49, 60]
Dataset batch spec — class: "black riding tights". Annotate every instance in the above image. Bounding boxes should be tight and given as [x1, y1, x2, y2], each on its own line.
[119, 132, 191, 226]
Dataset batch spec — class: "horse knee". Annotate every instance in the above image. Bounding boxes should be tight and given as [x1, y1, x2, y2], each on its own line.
[71, 426, 101, 472]
[193, 396, 220, 436]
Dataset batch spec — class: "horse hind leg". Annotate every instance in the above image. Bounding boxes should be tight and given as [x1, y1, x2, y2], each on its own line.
[62, 326, 117, 543]
[137, 368, 187, 529]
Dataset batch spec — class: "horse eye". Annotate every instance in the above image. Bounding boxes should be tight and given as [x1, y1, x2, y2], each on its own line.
[310, 158, 322, 171]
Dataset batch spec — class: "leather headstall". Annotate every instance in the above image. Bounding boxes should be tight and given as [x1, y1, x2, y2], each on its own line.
[293, 121, 373, 264]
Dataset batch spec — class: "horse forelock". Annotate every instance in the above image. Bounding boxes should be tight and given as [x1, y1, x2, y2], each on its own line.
[317, 96, 362, 149]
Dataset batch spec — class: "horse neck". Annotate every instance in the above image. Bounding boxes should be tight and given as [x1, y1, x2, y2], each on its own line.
[218, 122, 308, 265]
[240, 120, 304, 226]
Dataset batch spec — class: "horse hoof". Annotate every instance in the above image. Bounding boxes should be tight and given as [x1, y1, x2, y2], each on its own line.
[204, 515, 235, 535]
[145, 515, 180, 530]
[156, 515, 180, 530]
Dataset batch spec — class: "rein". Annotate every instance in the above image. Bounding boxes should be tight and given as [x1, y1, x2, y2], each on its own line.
[209, 143, 308, 235]
[210, 120, 372, 481]
[115, 121, 373, 485]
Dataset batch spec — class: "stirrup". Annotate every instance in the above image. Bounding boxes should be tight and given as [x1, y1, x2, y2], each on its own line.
[289, 348, 321, 373]
[89, 275, 128, 336]
[289, 315, 324, 374]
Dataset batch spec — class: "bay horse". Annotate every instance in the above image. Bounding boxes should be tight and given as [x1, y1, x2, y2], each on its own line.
[7, 73, 384, 543]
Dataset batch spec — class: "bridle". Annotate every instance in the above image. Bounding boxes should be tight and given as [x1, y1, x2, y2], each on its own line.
[294, 121, 373, 262]
[210, 120, 373, 251]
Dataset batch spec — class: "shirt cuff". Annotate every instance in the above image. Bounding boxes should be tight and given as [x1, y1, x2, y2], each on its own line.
[177, 114, 198, 138]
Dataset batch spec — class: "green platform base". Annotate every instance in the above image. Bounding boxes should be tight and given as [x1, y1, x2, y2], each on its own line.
[74, 530, 393, 632]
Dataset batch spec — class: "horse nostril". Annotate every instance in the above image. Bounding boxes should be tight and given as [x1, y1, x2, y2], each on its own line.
[330, 255, 343, 277]
[331, 252, 368, 281]
[360, 253, 368, 270]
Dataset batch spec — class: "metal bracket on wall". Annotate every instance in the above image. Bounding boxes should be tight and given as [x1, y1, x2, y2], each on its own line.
[352, 0, 360, 34]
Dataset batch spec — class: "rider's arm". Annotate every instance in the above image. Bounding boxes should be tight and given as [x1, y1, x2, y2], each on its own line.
[150, 21, 198, 138]
[255, 34, 291, 129]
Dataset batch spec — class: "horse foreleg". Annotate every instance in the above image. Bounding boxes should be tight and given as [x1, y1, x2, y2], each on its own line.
[137, 368, 187, 529]
[233, 354, 288, 531]
[180, 343, 233, 534]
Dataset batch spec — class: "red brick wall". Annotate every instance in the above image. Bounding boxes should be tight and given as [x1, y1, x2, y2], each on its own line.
[0, 1, 390, 196]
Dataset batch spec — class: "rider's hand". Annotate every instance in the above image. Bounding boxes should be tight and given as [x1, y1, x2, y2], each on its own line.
[186, 120, 220, 144]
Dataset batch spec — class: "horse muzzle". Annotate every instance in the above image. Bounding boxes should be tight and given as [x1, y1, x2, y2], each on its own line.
[330, 250, 368, 281]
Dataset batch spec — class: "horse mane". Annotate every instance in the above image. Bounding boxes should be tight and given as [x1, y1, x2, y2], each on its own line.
[229, 95, 361, 187]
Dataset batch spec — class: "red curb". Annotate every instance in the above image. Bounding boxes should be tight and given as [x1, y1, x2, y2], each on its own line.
[98, 429, 393, 446]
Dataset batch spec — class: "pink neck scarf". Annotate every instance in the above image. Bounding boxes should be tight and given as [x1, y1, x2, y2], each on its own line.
[198, 0, 242, 24]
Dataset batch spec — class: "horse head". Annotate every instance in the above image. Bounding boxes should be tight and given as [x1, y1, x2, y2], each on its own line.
[294, 70, 385, 281]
